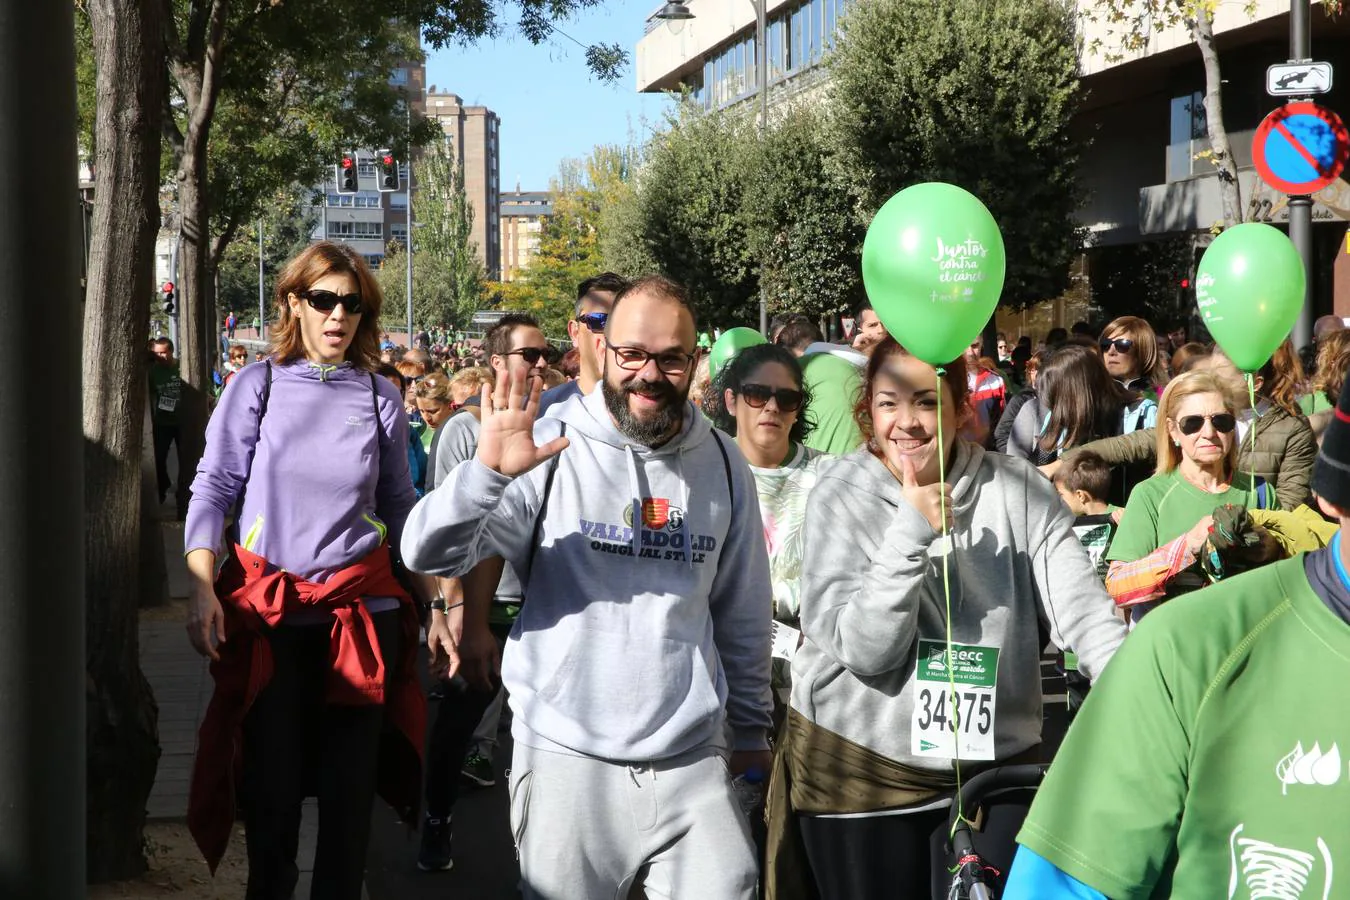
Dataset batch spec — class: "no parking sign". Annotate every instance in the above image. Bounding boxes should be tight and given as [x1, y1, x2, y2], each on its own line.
[1252, 102, 1350, 195]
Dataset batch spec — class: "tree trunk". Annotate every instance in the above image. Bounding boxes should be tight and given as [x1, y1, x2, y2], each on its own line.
[1194, 14, 1244, 227]
[84, 0, 165, 881]
[174, 157, 211, 518]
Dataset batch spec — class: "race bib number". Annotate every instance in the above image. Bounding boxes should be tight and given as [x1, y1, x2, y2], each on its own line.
[911, 640, 999, 760]
[157, 394, 177, 412]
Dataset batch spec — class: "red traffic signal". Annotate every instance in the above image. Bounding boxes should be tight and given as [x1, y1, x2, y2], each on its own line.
[1180, 278, 1191, 289]
[382, 154, 394, 166]
[162, 281, 174, 293]
[341, 156, 355, 169]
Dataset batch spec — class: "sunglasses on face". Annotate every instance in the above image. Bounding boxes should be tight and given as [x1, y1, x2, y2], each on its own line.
[576, 312, 608, 333]
[738, 383, 804, 413]
[1100, 338, 1135, 354]
[1177, 413, 1236, 436]
[298, 289, 363, 315]
[607, 342, 696, 376]
[503, 346, 550, 365]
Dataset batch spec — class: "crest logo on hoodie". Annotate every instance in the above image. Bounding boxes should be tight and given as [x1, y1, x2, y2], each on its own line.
[622, 499, 685, 532]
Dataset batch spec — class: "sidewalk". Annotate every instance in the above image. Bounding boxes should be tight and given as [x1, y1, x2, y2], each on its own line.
[141, 516, 366, 898]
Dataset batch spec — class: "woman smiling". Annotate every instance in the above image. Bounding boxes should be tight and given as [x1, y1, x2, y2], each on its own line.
[772, 337, 1125, 898]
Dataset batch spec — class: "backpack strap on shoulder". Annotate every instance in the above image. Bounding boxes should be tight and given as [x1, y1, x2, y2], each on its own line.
[712, 430, 735, 507]
[525, 422, 567, 580]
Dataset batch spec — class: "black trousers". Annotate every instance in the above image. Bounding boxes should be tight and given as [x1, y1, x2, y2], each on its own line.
[797, 792, 1032, 900]
[423, 623, 510, 820]
[241, 610, 401, 900]
[151, 420, 180, 508]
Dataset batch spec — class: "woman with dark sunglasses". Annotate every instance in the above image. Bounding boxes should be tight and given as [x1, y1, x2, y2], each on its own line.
[183, 241, 428, 899]
[1098, 316, 1167, 395]
[710, 344, 822, 710]
[1105, 370, 1279, 623]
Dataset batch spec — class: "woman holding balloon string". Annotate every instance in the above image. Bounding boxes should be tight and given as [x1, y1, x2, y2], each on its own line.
[1103, 369, 1285, 622]
[768, 337, 1127, 899]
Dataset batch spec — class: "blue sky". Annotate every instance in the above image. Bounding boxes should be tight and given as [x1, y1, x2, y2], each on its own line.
[424, 0, 677, 190]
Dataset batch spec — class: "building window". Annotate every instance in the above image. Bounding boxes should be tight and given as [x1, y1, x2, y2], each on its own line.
[354, 192, 381, 208]
[358, 161, 375, 176]
[390, 224, 408, 243]
[327, 221, 384, 239]
[389, 68, 409, 86]
[1168, 90, 1208, 181]
[390, 192, 408, 209]
[364, 254, 384, 268]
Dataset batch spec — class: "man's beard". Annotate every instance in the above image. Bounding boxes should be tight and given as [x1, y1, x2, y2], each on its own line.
[602, 368, 688, 446]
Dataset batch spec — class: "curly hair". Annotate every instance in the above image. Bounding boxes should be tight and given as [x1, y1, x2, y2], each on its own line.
[1314, 329, 1350, 405]
[707, 343, 813, 443]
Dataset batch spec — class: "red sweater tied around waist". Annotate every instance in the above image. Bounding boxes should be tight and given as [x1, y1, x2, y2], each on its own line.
[188, 543, 425, 872]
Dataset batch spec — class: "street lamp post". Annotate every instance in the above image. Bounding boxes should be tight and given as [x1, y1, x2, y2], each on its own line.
[657, 0, 770, 336]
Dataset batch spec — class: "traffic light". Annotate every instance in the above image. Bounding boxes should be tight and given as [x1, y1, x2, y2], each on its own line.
[162, 281, 176, 316]
[335, 151, 359, 195]
[376, 149, 399, 193]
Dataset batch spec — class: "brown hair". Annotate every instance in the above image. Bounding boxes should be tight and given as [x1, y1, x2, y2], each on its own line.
[413, 371, 453, 403]
[854, 337, 969, 450]
[483, 313, 542, 361]
[1256, 338, 1306, 417]
[1170, 342, 1209, 377]
[1038, 344, 1135, 452]
[228, 343, 247, 358]
[1314, 329, 1350, 404]
[1155, 370, 1243, 475]
[1101, 316, 1167, 387]
[269, 241, 383, 370]
[1054, 450, 1112, 502]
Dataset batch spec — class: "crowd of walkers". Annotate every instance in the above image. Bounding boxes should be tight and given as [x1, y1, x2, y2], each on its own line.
[178, 240, 1350, 900]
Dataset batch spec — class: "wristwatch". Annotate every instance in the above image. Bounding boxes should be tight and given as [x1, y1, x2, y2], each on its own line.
[430, 596, 448, 613]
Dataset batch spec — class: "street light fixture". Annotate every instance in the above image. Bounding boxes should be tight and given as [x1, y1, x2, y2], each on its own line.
[656, 1, 694, 34]
[655, 0, 770, 336]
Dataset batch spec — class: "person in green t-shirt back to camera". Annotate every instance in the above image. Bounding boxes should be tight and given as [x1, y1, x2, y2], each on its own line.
[1003, 369, 1350, 900]
[1103, 369, 1279, 623]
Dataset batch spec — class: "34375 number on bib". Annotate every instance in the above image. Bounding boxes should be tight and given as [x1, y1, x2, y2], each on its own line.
[911, 640, 999, 760]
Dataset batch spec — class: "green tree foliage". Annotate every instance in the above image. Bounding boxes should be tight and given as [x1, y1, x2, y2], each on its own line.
[614, 102, 759, 329]
[744, 104, 865, 321]
[377, 138, 483, 331]
[827, 0, 1086, 308]
[512, 145, 641, 338]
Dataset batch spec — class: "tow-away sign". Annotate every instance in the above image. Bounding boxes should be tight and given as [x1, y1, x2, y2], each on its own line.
[1267, 62, 1333, 97]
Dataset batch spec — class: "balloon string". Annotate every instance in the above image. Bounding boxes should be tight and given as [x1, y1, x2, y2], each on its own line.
[1246, 373, 1259, 507]
[935, 367, 965, 837]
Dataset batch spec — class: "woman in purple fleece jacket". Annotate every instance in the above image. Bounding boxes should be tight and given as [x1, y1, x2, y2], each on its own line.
[184, 241, 423, 900]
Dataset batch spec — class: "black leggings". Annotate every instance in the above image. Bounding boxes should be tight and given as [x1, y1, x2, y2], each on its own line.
[240, 610, 401, 900]
[798, 794, 1032, 900]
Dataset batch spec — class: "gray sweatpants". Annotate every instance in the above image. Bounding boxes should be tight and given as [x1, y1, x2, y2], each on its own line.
[508, 742, 757, 900]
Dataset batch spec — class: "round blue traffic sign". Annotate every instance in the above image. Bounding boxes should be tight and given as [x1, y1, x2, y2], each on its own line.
[1253, 101, 1350, 195]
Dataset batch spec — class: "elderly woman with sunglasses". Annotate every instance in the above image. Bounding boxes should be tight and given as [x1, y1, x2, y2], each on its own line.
[183, 242, 428, 899]
[1105, 370, 1279, 622]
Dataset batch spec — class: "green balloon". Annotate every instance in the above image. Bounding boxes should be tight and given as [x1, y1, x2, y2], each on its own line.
[861, 183, 1007, 365]
[1196, 223, 1306, 372]
[708, 327, 766, 382]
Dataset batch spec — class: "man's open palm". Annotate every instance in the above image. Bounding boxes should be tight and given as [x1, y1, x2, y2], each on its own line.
[476, 369, 570, 477]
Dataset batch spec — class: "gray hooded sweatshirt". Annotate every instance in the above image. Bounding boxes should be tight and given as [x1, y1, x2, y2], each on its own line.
[790, 441, 1126, 774]
[402, 388, 774, 762]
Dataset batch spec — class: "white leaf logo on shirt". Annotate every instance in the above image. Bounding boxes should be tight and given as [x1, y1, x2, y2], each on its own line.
[1277, 743, 1342, 794]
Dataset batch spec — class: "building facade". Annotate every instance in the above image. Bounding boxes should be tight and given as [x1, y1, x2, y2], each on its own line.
[310, 59, 424, 268]
[426, 89, 502, 281]
[636, 0, 1350, 318]
[499, 189, 553, 281]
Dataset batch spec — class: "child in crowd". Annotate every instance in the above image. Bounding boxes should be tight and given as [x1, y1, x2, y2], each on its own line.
[1052, 451, 1122, 579]
[1052, 451, 1122, 716]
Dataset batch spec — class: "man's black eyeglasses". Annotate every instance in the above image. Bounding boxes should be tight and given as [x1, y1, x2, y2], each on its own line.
[1177, 413, 1236, 436]
[576, 312, 608, 333]
[503, 346, 553, 366]
[298, 289, 363, 315]
[739, 384, 804, 413]
[606, 342, 696, 376]
[1100, 338, 1135, 354]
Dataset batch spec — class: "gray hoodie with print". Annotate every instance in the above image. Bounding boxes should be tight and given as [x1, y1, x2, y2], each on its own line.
[789, 441, 1127, 773]
[402, 388, 774, 762]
